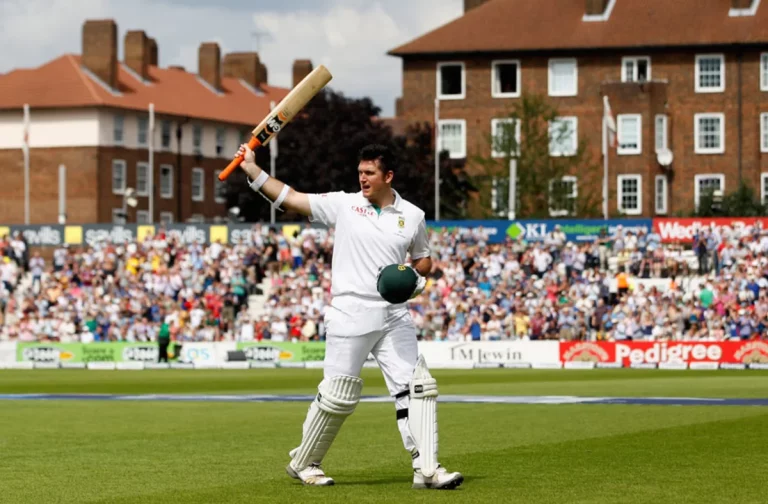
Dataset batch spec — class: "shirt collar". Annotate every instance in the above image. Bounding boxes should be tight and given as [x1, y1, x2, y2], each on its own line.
[358, 189, 403, 213]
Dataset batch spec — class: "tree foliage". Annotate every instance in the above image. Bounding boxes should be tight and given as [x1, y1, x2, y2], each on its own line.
[471, 93, 603, 219]
[693, 181, 768, 217]
[223, 89, 474, 223]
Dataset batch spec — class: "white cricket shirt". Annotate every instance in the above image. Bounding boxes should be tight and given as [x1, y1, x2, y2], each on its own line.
[308, 189, 430, 304]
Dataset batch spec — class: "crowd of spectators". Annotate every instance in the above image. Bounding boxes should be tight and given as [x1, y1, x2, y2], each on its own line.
[1, 219, 767, 344]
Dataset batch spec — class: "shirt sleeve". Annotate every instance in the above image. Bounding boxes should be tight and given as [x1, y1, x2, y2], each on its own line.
[307, 192, 348, 227]
[409, 217, 431, 260]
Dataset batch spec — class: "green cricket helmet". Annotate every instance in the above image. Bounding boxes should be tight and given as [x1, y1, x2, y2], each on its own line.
[376, 263, 418, 304]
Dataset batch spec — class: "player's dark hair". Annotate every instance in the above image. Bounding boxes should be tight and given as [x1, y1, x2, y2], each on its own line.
[359, 144, 394, 174]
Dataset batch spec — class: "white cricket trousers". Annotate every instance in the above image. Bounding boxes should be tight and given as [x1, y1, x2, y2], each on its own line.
[303, 295, 421, 467]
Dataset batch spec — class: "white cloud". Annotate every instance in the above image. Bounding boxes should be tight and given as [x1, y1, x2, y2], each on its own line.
[0, 0, 463, 116]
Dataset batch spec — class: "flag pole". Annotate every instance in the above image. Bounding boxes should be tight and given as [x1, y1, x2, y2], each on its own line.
[148, 103, 155, 224]
[602, 113, 608, 221]
[23, 104, 30, 225]
[434, 98, 440, 222]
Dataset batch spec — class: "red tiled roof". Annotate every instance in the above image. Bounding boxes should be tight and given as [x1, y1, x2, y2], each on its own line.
[0, 54, 289, 126]
[389, 0, 768, 56]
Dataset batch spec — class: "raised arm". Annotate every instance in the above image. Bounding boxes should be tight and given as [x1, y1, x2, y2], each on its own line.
[236, 143, 312, 217]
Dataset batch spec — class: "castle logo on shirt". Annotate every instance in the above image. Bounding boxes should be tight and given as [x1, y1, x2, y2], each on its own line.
[351, 206, 376, 217]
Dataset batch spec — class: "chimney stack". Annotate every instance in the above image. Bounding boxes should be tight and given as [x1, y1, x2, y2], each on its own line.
[395, 97, 403, 117]
[585, 0, 610, 16]
[292, 59, 313, 88]
[124, 30, 150, 80]
[222, 52, 266, 89]
[731, 0, 753, 8]
[148, 38, 158, 66]
[198, 42, 222, 91]
[82, 19, 118, 89]
[464, 0, 490, 13]
[258, 62, 268, 86]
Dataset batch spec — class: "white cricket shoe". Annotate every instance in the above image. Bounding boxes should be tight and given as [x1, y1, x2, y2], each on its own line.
[286, 463, 335, 486]
[412, 465, 464, 490]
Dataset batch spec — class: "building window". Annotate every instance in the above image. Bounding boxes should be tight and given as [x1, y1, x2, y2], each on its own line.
[437, 62, 465, 100]
[136, 210, 150, 224]
[160, 164, 173, 199]
[655, 175, 668, 214]
[694, 113, 725, 154]
[762, 53, 768, 91]
[214, 170, 227, 204]
[761, 113, 768, 152]
[761, 173, 768, 206]
[695, 54, 725, 93]
[618, 174, 642, 215]
[549, 176, 577, 217]
[160, 212, 174, 225]
[188, 214, 205, 223]
[491, 118, 521, 158]
[438, 119, 466, 159]
[136, 162, 149, 196]
[216, 127, 226, 156]
[161, 120, 172, 149]
[548, 58, 578, 97]
[191, 167, 204, 202]
[622, 57, 650, 83]
[655, 114, 668, 152]
[137, 117, 148, 147]
[549, 117, 578, 157]
[112, 208, 126, 224]
[112, 159, 126, 195]
[193, 124, 203, 156]
[491, 60, 520, 98]
[617, 114, 642, 155]
[113, 115, 124, 145]
[694, 174, 724, 211]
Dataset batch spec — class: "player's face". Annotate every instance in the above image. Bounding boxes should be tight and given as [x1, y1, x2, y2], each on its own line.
[358, 160, 392, 199]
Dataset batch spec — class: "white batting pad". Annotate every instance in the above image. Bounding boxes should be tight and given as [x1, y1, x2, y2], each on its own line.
[409, 355, 439, 477]
[290, 375, 363, 471]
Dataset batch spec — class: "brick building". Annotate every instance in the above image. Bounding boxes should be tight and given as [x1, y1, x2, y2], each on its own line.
[0, 19, 315, 225]
[389, 0, 768, 217]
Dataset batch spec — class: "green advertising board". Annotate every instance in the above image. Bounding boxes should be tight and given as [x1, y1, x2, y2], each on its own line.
[17, 342, 162, 363]
[236, 342, 326, 363]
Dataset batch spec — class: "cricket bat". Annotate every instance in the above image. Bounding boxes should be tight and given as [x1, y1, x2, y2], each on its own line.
[218, 64, 333, 181]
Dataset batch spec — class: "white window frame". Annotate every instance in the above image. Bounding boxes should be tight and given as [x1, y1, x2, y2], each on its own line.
[617, 114, 642, 155]
[761, 173, 768, 206]
[621, 56, 651, 83]
[548, 58, 578, 97]
[548, 116, 578, 157]
[694, 113, 726, 154]
[436, 62, 465, 100]
[695, 54, 725, 93]
[111, 159, 126, 195]
[491, 59, 521, 98]
[214, 170, 226, 204]
[694, 174, 725, 211]
[191, 167, 205, 202]
[437, 119, 467, 159]
[655, 175, 668, 215]
[136, 161, 149, 197]
[491, 118, 521, 158]
[548, 176, 578, 217]
[136, 210, 150, 224]
[761, 112, 768, 153]
[112, 208, 126, 224]
[113, 114, 124, 145]
[193, 124, 203, 156]
[160, 164, 173, 199]
[617, 174, 643, 216]
[761, 53, 768, 91]
[137, 117, 148, 147]
[655, 114, 668, 153]
[161, 120, 172, 150]
[188, 214, 205, 223]
[159, 212, 174, 225]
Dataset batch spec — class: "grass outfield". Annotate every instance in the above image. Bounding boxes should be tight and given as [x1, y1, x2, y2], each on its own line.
[1, 369, 767, 503]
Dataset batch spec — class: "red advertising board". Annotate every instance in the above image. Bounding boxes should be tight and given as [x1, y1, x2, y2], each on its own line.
[652, 217, 768, 244]
[560, 340, 768, 366]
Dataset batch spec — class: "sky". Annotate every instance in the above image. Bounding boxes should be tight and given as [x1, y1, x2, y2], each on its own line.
[0, 0, 464, 117]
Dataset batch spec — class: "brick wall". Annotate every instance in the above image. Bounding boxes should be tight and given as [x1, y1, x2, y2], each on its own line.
[399, 47, 768, 216]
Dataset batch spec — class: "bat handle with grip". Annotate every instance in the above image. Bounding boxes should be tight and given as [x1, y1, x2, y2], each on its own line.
[218, 136, 261, 181]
